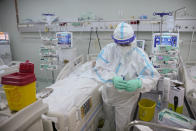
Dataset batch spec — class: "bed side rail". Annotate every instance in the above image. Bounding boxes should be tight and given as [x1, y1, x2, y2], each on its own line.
[127, 120, 195, 131]
[56, 55, 84, 82]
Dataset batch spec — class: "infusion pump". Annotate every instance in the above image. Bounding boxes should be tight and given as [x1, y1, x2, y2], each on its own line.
[152, 33, 179, 54]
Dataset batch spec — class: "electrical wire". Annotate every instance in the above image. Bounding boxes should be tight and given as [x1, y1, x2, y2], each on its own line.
[151, 23, 154, 35]
[137, 24, 139, 39]
[88, 29, 93, 54]
[188, 27, 195, 61]
[95, 28, 102, 50]
[88, 28, 102, 54]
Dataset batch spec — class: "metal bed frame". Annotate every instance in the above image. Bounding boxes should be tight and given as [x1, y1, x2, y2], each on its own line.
[127, 120, 195, 131]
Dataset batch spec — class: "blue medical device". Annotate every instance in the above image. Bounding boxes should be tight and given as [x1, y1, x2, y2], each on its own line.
[152, 33, 179, 53]
[154, 35, 178, 47]
[153, 12, 172, 17]
[153, 33, 178, 47]
[56, 32, 73, 48]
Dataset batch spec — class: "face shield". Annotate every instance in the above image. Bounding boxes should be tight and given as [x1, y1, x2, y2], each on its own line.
[112, 22, 136, 46]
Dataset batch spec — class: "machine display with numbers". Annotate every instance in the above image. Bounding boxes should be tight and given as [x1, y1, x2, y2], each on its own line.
[151, 33, 180, 80]
[80, 97, 92, 119]
[136, 40, 145, 50]
[56, 32, 73, 49]
[152, 33, 179, 54]
[0, 32, 12, 65]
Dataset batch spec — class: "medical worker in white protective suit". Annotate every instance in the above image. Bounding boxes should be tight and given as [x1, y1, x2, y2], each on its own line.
[94, 22, 160, 131]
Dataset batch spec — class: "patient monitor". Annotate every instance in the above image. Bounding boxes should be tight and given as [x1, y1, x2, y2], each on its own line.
[136, 40, 145, 50]
[152, 33, 179, 53]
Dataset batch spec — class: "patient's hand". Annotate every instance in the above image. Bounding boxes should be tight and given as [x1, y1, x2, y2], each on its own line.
[92, 61, 96, 67]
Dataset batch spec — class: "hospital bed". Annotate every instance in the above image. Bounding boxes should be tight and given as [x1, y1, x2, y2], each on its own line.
[41, 54, 104, 131]
[181, 61, 196, 117]
[0, 58, 21, 84]
[0, 99, 48, 131]
[56, 55, 85, 81]
[56, 54, 97, 81]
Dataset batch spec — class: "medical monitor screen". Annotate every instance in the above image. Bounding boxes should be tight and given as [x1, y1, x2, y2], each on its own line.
[154, 35, 177, 47]
[136, 40, 145, 49]
[0, 32, 9, 41]
[56, 32, 72, 48]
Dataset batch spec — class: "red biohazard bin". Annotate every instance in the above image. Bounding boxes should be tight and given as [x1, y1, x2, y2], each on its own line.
[19, 60, 34, 73]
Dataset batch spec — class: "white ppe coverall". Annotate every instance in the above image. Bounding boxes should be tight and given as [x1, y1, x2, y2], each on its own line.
[94, 42, 160, 131]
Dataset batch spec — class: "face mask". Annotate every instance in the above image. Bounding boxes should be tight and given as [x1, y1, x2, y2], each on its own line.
[116, 44, 132, 56]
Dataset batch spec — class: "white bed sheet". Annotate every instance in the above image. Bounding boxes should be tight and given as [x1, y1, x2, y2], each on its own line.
[43, 61, 101, 114]
[183, 64, 196, 116]
[69, 61, 98, 79]
[185, 65, 196, 95]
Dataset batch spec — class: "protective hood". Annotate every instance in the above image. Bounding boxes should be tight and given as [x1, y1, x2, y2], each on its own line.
[112, 22, 135, 45]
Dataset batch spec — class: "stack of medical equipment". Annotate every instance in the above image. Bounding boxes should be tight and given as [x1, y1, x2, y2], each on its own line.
[39, 29, 58, 84]
[1, 60, 36, 111]
[158, 108, 196, 130]
[151, 33, 180, 80]
[40, 13, 59, 71]
[40, 38, 58, 71]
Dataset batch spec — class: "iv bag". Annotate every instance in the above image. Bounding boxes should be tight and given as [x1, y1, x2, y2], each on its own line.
[166, 16, 175, 32]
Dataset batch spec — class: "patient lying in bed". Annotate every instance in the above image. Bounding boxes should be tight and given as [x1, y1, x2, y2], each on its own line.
[42, 61, 101, 114]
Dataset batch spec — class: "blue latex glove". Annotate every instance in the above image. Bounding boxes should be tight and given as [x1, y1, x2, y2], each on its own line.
[125, 78, 142, 92]
[112, 76, 127, 89]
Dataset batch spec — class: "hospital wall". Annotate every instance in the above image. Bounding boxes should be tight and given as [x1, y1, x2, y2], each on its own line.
[0, 0, 196, 83]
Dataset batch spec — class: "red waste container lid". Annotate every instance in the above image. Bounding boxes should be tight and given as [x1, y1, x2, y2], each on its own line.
[19, 60, 34, 73]
[1, 72, 36, 86]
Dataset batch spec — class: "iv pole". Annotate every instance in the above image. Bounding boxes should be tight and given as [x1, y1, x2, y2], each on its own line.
[153, 12, 172, 44]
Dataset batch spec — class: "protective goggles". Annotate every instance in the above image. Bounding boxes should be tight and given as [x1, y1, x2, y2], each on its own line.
[112, 34, 136, 45]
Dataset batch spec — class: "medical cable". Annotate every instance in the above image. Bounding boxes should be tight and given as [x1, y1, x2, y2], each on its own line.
[88, 29, 93, 54]
[174, 96, 179, 111]
[95, 28, 102, 50]
[152, 23, 154, 35]
[136, 23, 139, 39]
[188, 27, 195, 61]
